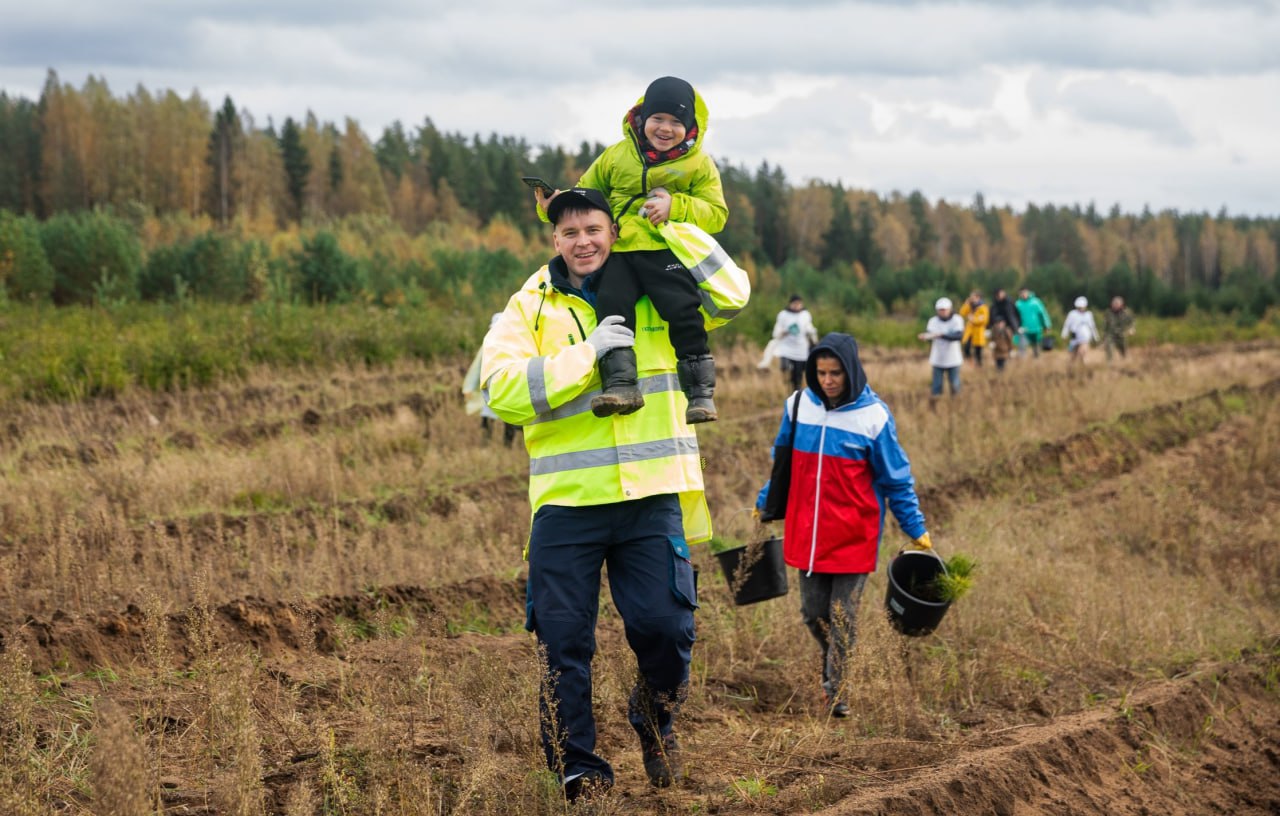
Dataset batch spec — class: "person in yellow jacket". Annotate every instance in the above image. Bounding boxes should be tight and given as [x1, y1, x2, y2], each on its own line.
[958, 290, 990, 366]
[534, 76, 727, 424]
[482, 187, 748, 801]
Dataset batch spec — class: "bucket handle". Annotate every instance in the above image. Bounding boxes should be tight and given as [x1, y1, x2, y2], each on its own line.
[729, 505, 774, 546]
[895, 545, 948, 576]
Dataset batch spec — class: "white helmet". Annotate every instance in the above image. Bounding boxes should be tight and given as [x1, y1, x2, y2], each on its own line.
[1074, 296, 1088, 309]
[935, 297, 953, 311]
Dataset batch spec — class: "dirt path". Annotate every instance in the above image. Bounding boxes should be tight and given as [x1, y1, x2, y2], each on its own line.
[812, 652, 1280, 816]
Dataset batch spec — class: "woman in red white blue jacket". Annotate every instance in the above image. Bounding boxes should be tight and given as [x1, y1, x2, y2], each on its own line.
[756, 332, 932, 717]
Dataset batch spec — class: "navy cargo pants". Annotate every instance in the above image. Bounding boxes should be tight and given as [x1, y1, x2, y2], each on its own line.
[526, 493, 698, 787]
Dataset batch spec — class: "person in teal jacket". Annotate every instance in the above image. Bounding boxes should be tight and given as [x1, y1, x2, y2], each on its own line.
[535, 76, 727, 424]
[1015, 288, 1053, 358]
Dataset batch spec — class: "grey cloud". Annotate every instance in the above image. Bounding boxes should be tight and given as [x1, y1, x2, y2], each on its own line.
[2, 0, 1275, 216]
[605, 0, 1260, 8]
[5, 1, 1278, 104]
[1031, 74, 1193, 147]
[1000, 7, 1280, 76]
[453, 3, 1280, 82]
[0, 23, 194, 70]
[455, 3, 1280, 80]
[1059, 79, 1191, 146]
[883, 110, 1016, 145]
[866, 72, 1004, 109]
[717, 72, 1015, 148]
[712, 85, 876, 167]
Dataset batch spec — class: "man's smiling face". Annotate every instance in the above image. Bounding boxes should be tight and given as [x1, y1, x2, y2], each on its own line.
[553, 208, 617, 286]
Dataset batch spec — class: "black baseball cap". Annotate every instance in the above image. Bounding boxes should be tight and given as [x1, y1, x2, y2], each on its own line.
[546, 187, 612, 225]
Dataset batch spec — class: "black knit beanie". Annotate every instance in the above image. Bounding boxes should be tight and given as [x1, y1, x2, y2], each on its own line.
[640, 76, 696, 130]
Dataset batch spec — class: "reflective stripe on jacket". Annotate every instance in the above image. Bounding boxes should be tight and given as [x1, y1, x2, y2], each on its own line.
[480, 228, 749, 545]
[775, 386, 926, 574]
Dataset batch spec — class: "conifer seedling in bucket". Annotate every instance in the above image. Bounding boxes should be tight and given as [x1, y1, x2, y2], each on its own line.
[885, 550, 975, 636]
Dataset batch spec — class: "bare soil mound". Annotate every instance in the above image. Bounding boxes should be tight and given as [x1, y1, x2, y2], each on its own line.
[3, 575, 525, 673]
[919, 378, 1279, 525]
[811, 652, 1280, 816]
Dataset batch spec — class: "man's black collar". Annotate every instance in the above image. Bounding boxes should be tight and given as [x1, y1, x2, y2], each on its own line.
[548, 254, 600, 297]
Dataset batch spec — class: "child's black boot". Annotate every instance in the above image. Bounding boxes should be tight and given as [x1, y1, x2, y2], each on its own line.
[591, 348, 646, 417]
[677, 354, 717, 424]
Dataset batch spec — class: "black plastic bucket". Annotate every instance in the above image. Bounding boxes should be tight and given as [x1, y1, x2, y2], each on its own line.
[884, 550, 951, 636]
[715, 537, 788, 605]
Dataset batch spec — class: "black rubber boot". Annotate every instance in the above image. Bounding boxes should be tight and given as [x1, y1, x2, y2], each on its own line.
[642, 732, 683, 788]
[677, 354, 717, 424]
[591, 348, 645, 418]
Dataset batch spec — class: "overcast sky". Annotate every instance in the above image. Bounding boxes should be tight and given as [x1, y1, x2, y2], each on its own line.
[2, 0, 1278, 216]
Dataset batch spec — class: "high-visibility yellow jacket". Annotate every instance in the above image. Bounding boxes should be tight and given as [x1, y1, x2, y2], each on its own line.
[481, 222, 749, 545]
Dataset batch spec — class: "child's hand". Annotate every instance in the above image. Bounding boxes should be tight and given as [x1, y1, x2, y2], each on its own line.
[534, 187, 556, 212]
[642, 188, 672, 225]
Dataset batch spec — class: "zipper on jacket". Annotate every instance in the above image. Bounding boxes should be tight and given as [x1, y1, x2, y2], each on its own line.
[542, 273, 594, 336]
[534, 281, 548, 331]
[567, 306, 588, 343]
[807, 409, 828, 577]
[617, 125, 651, 222]
[619, 192, 646, 220]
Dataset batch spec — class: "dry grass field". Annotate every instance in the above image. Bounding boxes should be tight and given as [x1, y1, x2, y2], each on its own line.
[1, 338, 1278, 815]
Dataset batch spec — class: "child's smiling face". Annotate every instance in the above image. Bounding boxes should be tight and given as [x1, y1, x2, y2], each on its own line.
[644, 113, 687, 151]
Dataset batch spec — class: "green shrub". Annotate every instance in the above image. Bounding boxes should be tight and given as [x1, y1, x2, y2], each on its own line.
[139, 241, 187, 301]
[295, 231, 363, 304]
[0, 299, 499, 402]
[0, 211, 54, 302]
[39, 210, 142, 305]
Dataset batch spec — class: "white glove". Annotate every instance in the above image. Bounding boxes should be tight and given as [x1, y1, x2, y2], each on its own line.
[586, 314, 634, 360]
[639, 187, 667, 220]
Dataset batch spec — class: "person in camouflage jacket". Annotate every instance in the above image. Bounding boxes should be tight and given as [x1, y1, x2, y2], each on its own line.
[1103, 296, 1136, 362]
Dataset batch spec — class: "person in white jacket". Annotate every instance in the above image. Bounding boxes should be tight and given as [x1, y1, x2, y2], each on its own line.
[1061, 296, 1100, 365]
[462, 313, 521, 446]
[918, 297, 965, 397]
[772, 295, 819, 391]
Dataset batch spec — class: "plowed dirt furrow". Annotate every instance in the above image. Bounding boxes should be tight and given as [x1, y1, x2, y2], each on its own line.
[7, 380, 1274, 671]
[2, 576, 526, 673]
[920, 378, 1279, 525]
[812, 655, 1280, 816]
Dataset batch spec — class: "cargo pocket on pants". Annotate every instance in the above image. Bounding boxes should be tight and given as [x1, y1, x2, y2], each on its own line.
[667, 536, 699, 609]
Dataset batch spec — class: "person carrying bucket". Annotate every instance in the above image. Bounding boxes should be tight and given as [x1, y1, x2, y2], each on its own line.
[754, 332, 932, 718]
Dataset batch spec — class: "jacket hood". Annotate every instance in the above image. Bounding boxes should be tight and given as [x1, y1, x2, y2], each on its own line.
[805, 332, 867, 409]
